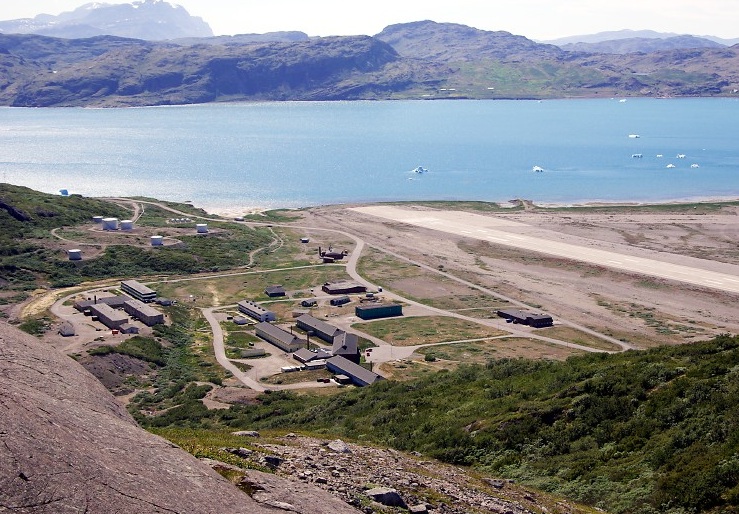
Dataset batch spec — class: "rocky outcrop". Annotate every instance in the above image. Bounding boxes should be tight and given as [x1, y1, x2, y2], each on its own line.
[0, 321, 357, 513]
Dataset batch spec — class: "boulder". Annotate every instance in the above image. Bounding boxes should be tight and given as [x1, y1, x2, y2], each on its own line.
[327, 439, 352, 454]
[365, 487, 407, 508]
[232, 430, 260, 437]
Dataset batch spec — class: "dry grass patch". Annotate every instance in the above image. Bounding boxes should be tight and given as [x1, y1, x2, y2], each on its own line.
[353, 316, 506, 347]
[537, 326, 624, 352]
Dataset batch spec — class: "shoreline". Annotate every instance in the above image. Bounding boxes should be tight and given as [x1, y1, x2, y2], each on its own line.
[202, 195, 739, 218]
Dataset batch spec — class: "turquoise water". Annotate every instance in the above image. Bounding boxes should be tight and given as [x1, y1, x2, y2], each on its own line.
[1, 98, 738, 211]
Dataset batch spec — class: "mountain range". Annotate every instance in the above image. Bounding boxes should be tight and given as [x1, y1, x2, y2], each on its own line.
[0, 0, 213, 40]
[0, 4, 738, 106]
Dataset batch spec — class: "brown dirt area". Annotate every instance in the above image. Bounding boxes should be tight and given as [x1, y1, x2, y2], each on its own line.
[298, 202, 739, 350]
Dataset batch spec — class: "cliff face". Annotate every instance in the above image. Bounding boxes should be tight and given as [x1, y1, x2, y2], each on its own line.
[0, 321, 356, 513]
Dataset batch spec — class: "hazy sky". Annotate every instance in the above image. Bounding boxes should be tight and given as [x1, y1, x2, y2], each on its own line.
[1, 1, 737, 40]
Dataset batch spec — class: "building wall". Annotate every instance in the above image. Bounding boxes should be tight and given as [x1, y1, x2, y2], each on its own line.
[355, 303, 403, 320]
[238, 301, 276, 322]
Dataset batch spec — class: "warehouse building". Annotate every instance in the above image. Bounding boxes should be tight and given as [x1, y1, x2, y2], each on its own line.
[121, 280, 157, 303]
[88, 303, 128, 330]
[255, 322, 304, 352]
[332, 331, 360, 364]
[293, 347, 333, 364]
[321, 281, 366, 295]
[355, 303, 403, 320]
[296, 314, 342, 343]
[238, 300, 276, 322]
[74, 295, 127, 312]
[326, 356, 383, 387]
[123, 299, 165, 326]
[264, 285, 286, 298]
[496, 309, 554, 328]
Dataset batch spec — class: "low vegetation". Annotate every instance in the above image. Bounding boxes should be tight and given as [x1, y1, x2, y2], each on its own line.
[139, 334, 739, 514]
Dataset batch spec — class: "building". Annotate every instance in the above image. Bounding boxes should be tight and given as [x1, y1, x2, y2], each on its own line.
[119, 323, 140, 334]
[74, 295, 127, 312]
[293, 347, 333, 364]
[255, 322, 304, 352]
[58, 322, 75, 337]
[332, 331, 360, 364]
[326, 356, 383, 387]
[322, 281, 366, 295]
[123, 299, 165, 326]
[300, 299, 317, 308]
[238, 300, 276, 322]
[330, 296, 351, 307]
[121, 280, 157, 303]
[88, 303, 128, 330]
[264, 285, 286, 298]
[296, 314, 342, 343]
[496, 309, 554, 328]
[355, 303, 403, 320]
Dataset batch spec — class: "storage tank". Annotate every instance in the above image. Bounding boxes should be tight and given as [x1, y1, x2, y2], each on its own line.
[102, 218, 119, 231]
[68, 249, 82, 261]
[196, 223, 208, 233]
[92, 216, 103, 224]
[151, 235, 164, 246]
[120, 220, 134, 231]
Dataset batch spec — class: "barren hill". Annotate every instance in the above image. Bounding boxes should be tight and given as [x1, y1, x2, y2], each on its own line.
[0, 321, 358, 513]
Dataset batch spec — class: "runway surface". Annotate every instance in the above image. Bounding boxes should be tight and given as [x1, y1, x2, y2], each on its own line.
[351, 205, 739, 295]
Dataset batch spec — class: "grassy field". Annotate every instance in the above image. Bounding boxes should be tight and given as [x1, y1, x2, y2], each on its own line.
[354, 316, 507, 347]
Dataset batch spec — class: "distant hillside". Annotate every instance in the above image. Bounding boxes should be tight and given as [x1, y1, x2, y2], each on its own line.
[544, 29, 739, 47]
[0, 0, 213, 40]
[1, 21, 738, 106]
[375, 20, 564, 62]
[560, 35, 725, 54]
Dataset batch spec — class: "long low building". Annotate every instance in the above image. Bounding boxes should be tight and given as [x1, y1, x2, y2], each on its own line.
[326, 356, 383, 387]
[355, 303, 403, 320]
[74, 295, 127, 312]
[321, 281, 366, 295]
[238, 300, 276, 322]
[121, 280, 157, 303]
[255, 322, 304, 352]
[496, 309, 554, 328]
[88, 303, 128, 330]
[296, 314, 342, 343]
[123, 299, 164, 326]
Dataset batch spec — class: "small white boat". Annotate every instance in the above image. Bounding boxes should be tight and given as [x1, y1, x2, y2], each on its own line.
[676, 154, 686, 159]
[656, 154, 663, 158]
[628, 134, 640, 138]
[666, 164, 676, 168]
[619, 99, 627, 103]
[532, 166, 544, 172]
[691, 163, 700, 168]
[412, 166, 429, 174]
[631, 153, 643, 158]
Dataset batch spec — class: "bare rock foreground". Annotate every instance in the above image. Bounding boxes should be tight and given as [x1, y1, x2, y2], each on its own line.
[0, 321, 358, 513]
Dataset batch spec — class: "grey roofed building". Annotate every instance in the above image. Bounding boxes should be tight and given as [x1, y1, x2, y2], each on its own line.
[264, 285, 286, 297]
[295, 314, 342, 343]
[88, 303, 128, 330]
[120, 280, 156, 303]
[255, 322, 304, 352]
[238, 300, 276, 322]
[58, 321, 75, 337]
[293, 347, 332, 363]
[326, 356, 383, 387]
[496, 309, 554, 328]
[321, 281, 366, 295]
[123, 299, 165, 326]
[74, 295, 127, 312]
[332, 331, 360, 364]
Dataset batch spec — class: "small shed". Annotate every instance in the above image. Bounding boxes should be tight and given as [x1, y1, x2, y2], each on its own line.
[330, 296, 350, 306]
[355, 303, 403, 320]
[264, 285, 286, 298]
[58, 322, 75, 337]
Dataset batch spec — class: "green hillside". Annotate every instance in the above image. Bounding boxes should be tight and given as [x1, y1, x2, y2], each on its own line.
[146, 334, 739, 513]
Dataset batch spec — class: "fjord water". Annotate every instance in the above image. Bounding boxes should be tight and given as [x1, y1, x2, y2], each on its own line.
[1, 98, 738, 211]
